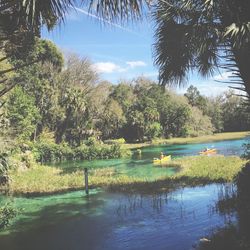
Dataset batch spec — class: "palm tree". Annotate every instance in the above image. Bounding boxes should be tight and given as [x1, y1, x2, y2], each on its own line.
[0, 0, 147, 97]
[153, 0, 250, 96]
[3, 0, 249, 97]
[0, 0, 145, 32]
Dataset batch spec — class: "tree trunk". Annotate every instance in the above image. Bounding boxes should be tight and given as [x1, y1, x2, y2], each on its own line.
[233, 43, 250, 96]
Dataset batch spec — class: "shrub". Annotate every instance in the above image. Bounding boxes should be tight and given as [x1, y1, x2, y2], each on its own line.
[31, 141, 129, 163]
[0, 203, 18, 229]
[73, 144, 125, 160]
[85, 136, 99, 146]
[145, 122, 162, 140]
[33, 142, 74, 162]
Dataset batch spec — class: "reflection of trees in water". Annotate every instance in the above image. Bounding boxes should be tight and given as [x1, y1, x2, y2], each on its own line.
[114, 191, 195, 223]
[197, 164, 250, 250]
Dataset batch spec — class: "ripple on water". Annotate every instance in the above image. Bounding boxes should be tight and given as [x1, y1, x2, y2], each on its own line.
[0, 184, 236, 250]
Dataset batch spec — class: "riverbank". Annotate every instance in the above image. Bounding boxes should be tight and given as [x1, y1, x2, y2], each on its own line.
[122, 131, 250, 150]
[4, 155, 245, 195]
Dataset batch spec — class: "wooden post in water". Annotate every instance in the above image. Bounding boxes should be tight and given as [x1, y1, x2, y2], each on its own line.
[84, 168, 89, 195]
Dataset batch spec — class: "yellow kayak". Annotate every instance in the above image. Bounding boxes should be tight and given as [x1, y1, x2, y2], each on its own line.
[153, 155, 171, 164]
[199, 149, 217, 155]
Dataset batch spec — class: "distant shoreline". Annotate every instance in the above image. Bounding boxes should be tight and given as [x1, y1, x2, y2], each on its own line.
[122, 131, 250, 150]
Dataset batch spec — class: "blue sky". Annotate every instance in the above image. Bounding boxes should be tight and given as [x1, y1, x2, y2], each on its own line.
[42, 7, 232, 96]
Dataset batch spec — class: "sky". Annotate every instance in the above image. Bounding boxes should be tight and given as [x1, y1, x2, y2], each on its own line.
[41, 6, 233, 97]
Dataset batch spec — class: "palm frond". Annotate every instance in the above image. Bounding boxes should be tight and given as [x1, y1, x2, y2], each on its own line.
[85, 0, 148, 21]
[153, 0, 222, 86]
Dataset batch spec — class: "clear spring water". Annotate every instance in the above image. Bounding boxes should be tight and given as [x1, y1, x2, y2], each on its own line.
[0, 137, 247, 250]
[0, 184, 236, 250]
[50, 137, 248, 179]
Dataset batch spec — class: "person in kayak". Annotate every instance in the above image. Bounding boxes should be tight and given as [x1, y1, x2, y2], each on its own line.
[203, 147, 210, 152]
[160, 152, 164, 159]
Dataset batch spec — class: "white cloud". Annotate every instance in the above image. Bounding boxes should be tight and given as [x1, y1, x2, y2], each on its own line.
[126, 61, 147, 68]
[92, 62, 126, 73]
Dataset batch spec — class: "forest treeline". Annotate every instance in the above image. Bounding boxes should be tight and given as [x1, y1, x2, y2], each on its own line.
[1, 38, 250, 148]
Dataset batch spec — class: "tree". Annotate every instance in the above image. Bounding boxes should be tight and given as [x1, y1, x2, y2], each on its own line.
[184, 85, 208, 113]
[0, 0, 73, 92]
[206, 96, 224, 132]
[5, 86, 41, 140]
[186, 107, 214, 137]
[97, 99, 126, 139]
[110, 82, 135, 114]
[153, 0, 250, 95]
[0, 38, 64, 97]
[125, 109, 145, 141]
[0, 0, 146, 97]
[160, 95, 191, 137]
[221, 90, 250, 132]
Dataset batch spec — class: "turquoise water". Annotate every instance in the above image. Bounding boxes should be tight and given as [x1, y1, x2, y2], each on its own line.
[0, 138, 247, 249]
[144, 137, 248, 158]
[0, 184, 236, 250]
[51, 137, 248, 179]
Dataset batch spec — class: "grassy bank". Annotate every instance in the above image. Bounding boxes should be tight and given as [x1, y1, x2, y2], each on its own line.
[5, 155, 246, 195]
[122, 131, 250, 150]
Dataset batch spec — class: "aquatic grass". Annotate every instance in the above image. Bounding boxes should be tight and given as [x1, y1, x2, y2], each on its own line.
[7, 164, 147, 195]
[107, 156, 246, 193]
[172, 155, 246, 182]
[8, 165, 83, 194]
[0, 203, 18, 229]
[4, 155, 246, 195]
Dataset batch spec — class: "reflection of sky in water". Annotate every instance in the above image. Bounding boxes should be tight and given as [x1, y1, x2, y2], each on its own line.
[0, 139, 245, 249]
[0, 184, 236, 250]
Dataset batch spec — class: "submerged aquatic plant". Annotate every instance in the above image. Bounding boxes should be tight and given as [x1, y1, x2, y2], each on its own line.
[0, 203, 18, 229]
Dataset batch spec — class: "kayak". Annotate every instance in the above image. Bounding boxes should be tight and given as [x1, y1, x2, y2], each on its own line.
[153, 155, 171, 164]
[199, 149, 217, 155]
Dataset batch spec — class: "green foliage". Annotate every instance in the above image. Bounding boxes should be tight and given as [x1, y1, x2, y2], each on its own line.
[6, 86, 41, 140]
[184, 85, 208, 113]
[1, 39, 249, 157]
[186, 107, 214, 137]
[0, 203, 18, 229]
[85, 137, 99, 147]
[110, 83, 135, 113]
[221, 91, 250, 132]
[74, 144, 124, 160]
[153, 0, 250, 96]
[33, 142, 74, 162]
[96, 99, 126, 139]
[32, 141, 126, 162]
[145, 122, 162, 140]
[205, 96, 224, 132]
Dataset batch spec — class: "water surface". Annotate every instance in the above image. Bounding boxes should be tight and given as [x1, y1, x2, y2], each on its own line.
[52, 138, 248, 179]
[0, 138, 246, 249]
[0, 184, 236, 250]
